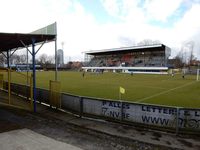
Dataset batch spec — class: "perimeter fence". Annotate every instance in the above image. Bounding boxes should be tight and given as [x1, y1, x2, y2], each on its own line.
[0, 68, 33, 110]
[0, 76, 199, 134]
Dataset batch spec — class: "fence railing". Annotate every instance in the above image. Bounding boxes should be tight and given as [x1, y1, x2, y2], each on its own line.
[2, 82, 200, 134]
[0, 68, 33, 110]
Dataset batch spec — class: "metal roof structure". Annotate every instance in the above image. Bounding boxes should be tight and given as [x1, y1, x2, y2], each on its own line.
[84, 44, 167, 55]
[0, 23, 57, 113]
[0, 32, 55, 52]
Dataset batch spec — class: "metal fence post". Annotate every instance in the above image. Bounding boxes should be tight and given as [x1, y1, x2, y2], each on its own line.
[176, 107, 179, 135]
[30, 74, 33, 111]
[8, 69, 11, 104]
[121, 101, 123, 122]
[79, 97, 83, 118]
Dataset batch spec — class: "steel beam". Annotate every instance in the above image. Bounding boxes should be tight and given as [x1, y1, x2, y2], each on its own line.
[32, 38, 36, 113]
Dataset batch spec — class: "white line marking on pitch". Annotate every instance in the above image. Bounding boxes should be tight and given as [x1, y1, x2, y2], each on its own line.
[136, 85, 167, 90]
[136, 81, 196, 103]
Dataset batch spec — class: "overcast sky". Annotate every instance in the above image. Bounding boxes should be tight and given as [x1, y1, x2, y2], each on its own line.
[0, 0, 200, 62]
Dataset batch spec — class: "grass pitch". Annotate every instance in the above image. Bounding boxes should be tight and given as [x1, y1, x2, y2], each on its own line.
[9, 71, 200, 108]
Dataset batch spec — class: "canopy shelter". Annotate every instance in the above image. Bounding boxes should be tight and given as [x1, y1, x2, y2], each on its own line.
[0, 33, 55, 51]
[0, 23, 57, 112]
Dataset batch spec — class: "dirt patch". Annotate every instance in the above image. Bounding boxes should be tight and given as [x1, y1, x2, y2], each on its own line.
[0, 119, 22, 133]
[151, 137, 160, 141]
[177, 139, 193, 148]
[166, 141, 172, 145]
[152, 132, 162, 138]
[0, 105, 186, 150]
[117, 126, 128, 134]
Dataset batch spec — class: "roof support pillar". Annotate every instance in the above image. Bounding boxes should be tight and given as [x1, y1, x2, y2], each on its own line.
[54, 22, 58, 81]
[55, 39, 57, 81]
[32, 38, 36, 113]
[7, 50, 10, 68]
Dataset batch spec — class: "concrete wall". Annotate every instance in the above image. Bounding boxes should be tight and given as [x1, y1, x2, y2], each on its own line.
[81, 98, 177, 128]
[179, 109, 200, 129]
[61, 94, 200, 132]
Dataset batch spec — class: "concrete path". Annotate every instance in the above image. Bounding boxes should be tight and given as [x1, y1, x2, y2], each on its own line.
[42, 108, 200, 150]
[0, 129, 82, 150]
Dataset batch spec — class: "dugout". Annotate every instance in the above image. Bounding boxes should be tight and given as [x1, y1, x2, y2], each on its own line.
[0, 23, 58, 112]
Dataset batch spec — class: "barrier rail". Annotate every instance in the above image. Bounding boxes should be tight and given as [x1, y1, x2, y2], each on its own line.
[1, 82, 200, 134]
[0, 68, 33, 111]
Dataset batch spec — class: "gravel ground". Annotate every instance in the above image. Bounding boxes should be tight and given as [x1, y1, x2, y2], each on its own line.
[0, 105, 187, 150]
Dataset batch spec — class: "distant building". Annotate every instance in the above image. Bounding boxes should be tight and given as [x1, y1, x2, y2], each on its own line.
[57, 49, 64, 66]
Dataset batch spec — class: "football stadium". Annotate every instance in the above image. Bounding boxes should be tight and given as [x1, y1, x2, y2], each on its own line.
[0, 23, 200, 136]
[1, 2, 200, 149]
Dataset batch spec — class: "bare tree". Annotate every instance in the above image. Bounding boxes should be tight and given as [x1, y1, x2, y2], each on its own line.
[137, 39, 161, 46]
[173, 54, 184, 68]
[10, 54, 20, 64]
[153, 40, 161, 45]
[187, 41, 195, 66]
[37, 54, 54, 69]
[180, 41, 195, 66]
[49, 55, 54, 64]
[0, 53, 28, 66]
[38, 54, 48, 65]
[118, 36, 136, 46]
[0, 54, 6, 65]
[19, 54, 27, 64]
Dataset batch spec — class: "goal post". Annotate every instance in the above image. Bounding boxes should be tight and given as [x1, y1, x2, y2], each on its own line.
[197, 69, 200, 81]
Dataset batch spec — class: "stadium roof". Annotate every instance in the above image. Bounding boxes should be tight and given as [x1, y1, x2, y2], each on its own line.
[84, 44, 168, 55]
[0, 22, 57, 113]
[0, 32, 56, 52]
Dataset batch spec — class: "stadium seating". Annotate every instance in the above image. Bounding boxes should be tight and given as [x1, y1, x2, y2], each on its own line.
[86, 52, 166, 67]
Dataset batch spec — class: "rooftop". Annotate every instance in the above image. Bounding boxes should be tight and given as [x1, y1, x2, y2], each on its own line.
[84, 44, 168, 55]
[0, 32, 56, 53]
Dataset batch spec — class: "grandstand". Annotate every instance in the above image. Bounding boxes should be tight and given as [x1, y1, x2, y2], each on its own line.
[82, 44, 171, 74]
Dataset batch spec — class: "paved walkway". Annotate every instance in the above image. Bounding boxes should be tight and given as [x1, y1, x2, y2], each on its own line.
[0, 129, 82, 150]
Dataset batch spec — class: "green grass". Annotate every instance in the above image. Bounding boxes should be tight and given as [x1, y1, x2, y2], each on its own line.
[4, 71, 200, 108]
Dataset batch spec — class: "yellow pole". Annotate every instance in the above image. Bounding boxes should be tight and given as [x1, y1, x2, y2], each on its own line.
[0, 74, 3, 89]
[8, 69, 11, 104]
[59, 82, 61, 108]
